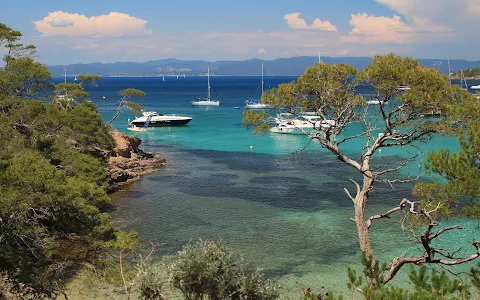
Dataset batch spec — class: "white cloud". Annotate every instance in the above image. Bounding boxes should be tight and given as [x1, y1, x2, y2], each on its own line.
[350, 14, 412, 35]
[258, 48, 266, 54]
[163, 48, 173, 53]
[375, 0, 476, 31]
[33, 11, 152, 37]
[342, 13, 414, 44]
[284, 13, 337, 31]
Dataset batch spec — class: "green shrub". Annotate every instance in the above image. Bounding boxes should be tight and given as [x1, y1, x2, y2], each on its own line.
[135, 260, 168, 300]
[168, 240, 279, 300]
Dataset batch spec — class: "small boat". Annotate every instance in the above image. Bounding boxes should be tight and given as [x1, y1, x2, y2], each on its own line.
[270, 121, 298, 134]
[245, 63, 274, 109]
[127, 124, 147, 132]
[366, 96, 381, 105]
[270, 114, 335, 134]
[74, 76, 78, 81]
[162, 76, 166, 82]
[129, 111, 192, 127]
[397, 86, 410, 91]
[470, 85, 480, 90]
[192, 66, 220, 106]
[244, 100, 274, 109]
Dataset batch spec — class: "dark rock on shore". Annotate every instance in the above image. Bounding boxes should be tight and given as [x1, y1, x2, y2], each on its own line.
[105, 131, 166, 192]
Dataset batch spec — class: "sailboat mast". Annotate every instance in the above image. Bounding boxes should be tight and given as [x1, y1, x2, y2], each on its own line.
[64, 68, 67, 83]
[207, 66, 211, 99]
[261, 62, 264, 97]
[461, 69, 468, 89]
[318, 50, 322, 64]
[447, 60, 451, 85]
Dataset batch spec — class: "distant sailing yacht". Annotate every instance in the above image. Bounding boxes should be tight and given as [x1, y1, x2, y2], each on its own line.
[460, 70, 469, 90]
[245, 63, 274, 109]
[191, 66, 220, 106]
[162, 76, 166, 82]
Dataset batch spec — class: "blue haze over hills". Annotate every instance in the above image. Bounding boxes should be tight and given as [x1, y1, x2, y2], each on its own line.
[47, 56, 480, 77]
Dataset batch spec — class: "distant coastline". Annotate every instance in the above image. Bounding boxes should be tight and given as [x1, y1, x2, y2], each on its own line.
[47, 56, 480, 77]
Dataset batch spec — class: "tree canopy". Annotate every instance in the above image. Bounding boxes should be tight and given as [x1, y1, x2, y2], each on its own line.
[244, 53, 480, 287]
[0, 23, 136, 297]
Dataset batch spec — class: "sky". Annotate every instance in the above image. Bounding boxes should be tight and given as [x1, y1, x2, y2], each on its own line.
[2, 0, 480, 65]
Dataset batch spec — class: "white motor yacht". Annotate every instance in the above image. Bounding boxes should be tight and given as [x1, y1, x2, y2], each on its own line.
[129, 111, 192, 127]
[270, 121, 298, 134]
[270, 114, 335, 134]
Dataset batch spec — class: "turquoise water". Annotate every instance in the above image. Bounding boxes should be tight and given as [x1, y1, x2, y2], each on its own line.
[80, 77, 479, 295]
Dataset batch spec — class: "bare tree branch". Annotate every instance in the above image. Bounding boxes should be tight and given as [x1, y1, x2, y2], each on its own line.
[344, 179, 361, 203]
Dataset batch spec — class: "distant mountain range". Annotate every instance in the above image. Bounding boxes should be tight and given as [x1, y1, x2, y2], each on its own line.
[47, 56, 480, 77]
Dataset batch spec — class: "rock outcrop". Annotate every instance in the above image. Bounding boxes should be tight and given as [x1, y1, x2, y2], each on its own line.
[105, 131, 166, 192]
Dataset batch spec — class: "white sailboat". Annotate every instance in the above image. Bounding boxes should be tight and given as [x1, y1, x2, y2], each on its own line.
[162, 76, 166, 82]
[245, 63, 274, 109]
[191, 66, 220, 106]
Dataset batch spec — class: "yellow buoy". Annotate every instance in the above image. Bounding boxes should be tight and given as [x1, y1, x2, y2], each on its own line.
[249, 145, 253, 150]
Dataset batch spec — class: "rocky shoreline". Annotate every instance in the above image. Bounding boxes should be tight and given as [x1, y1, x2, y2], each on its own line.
[105, 130, 166, 192]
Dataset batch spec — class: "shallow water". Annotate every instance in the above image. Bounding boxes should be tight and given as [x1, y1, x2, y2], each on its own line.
[78, 76, 480, 295]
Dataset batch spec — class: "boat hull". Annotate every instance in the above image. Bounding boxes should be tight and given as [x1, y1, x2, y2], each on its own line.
[127, 127, 147, 132]
[192, 101, 220, 106]
[130, 119, 192, 127]
[245, 104, 274, 109]
[270, 127, 308, 134]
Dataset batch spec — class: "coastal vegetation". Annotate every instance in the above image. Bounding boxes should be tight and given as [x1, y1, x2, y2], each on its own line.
[0, 22, 280, 300]
[0, 23, 149, 298]
[244, 54, 480, 294]
[451, 68, 480, 80]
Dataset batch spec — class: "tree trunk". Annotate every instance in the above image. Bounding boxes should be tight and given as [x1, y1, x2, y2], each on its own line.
[106, 110, 120, 126]
[355, 174, 374, 258]
[106, 98, 126, 126]
[355, 202, 373, 257]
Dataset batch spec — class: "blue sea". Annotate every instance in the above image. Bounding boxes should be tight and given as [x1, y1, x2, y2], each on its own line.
[73, 76, 478, 295]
